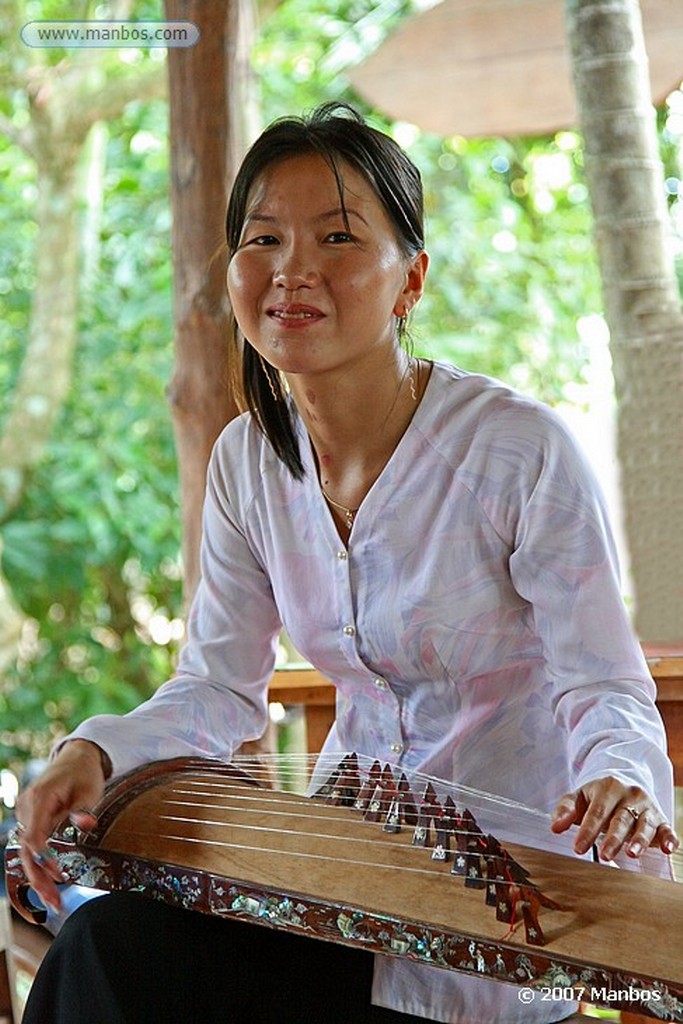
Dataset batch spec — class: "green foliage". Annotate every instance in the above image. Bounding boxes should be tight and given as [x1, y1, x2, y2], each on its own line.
[0, 89, 180, 765]
[253, 0, 414, 115]
[407, 131, 600, 403]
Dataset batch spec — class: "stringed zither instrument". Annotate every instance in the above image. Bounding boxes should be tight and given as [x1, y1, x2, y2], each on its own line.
[5, 753, 683, 1021]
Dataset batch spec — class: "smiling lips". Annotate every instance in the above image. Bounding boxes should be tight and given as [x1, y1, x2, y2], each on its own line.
[267, 303, 325, 326]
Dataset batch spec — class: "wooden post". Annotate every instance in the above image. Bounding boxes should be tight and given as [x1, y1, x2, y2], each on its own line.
[165, 0, 241, 603]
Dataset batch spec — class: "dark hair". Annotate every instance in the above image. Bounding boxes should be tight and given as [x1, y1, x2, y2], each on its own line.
[226, 102, 425, 479]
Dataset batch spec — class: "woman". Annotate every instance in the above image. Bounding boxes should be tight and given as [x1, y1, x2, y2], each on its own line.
[16, 103, 678, 1024]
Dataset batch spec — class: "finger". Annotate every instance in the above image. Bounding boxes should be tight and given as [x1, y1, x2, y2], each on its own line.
[16, 802, 73, 912]
[16, 792, 66, 853]
[18, 775, 98, 849]
[69, 808, 98, 830]
[592, 805, 635, 860]
[572, 789, 623, 856]
[598, 801, 672, 860]
[607, 806, 657, 860]
[550, 791, 587, 834]
[601, 803, 679, 860]
[18, 840, 65, 913]
[652, 822, 680, 856]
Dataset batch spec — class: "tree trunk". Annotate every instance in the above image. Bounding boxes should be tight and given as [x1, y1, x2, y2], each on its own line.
[0, 541, 23, 676]
[0, 156, 80, 521]
[165, 0, 242, 605]
[565, 0, 683, 642]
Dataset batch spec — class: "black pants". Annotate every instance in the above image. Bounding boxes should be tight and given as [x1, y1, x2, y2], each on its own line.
[23, 891, 432, 1023]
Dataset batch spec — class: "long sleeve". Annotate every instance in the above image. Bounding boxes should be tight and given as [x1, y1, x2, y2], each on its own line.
[495, 404, 674, 819]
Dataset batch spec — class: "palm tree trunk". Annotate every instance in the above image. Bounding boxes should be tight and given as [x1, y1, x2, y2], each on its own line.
[565, 0, 683, 642]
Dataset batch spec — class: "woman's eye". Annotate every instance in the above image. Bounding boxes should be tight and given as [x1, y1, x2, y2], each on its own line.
[325, 231, 354, 244]
[246, 234, 279, 246]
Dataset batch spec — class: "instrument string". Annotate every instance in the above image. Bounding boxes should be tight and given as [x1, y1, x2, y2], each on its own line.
[159, 777, 547, 863]
[122, 810, 682, 887]
[230, 751, 546, 810]
[157, 805, 542, 858]
[234, 752, 683, 854]
[159, 792, 552, 853]
[158, 778, 614, 857]
[174, 756, 553, 827]
[132, 770, 679, 884]
[74, 750, 678, 877]
[154, 755, 683, 875]
[157, 802, 679, 876]
[118, 819, 550, 894]
[126, 828, 511, 883]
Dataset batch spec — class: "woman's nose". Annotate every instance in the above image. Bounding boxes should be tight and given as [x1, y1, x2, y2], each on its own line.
[272, 245, 320, 289]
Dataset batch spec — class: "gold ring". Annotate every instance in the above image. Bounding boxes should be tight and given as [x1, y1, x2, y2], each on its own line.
[626, 806, 640, 822]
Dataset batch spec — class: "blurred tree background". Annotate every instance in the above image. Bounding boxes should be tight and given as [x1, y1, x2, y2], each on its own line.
[0, 0, 682, 770]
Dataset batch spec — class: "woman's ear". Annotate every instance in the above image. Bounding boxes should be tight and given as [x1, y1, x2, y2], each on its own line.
[394, 250, 429, 317]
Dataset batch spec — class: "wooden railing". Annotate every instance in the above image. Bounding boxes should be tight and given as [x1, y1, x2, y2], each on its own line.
[268, 668, 336, 754]
[643, 650, 683, 786]
[270, 653, 683, 785]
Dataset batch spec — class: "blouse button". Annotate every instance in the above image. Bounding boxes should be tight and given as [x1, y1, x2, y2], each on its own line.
[374, 678, 388, 690]
[336, 550, 348, 561]
[390, 742, 403, 754]
[342, 624, 356, 638]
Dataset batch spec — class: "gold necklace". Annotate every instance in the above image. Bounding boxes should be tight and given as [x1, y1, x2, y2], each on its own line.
[320, 488, 359, 530]
[319, 359, 420, 531]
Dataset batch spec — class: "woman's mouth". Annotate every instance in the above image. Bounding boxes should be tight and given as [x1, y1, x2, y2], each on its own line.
[267, 303, 325, 325]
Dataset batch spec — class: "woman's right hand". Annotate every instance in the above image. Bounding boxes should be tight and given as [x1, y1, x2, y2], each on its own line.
[15, 739, 109, 912]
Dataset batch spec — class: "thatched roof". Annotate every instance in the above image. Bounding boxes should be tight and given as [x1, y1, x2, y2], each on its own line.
[348, 0, 683, 137]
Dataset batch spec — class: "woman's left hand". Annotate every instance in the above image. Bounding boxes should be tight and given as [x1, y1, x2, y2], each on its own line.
[551, 776, 680, 860]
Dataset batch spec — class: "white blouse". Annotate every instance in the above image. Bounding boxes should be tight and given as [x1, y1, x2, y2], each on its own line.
[66, 363, 674, 1023]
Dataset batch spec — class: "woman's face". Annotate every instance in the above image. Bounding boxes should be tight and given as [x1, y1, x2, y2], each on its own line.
[227, 153, 427, 379]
